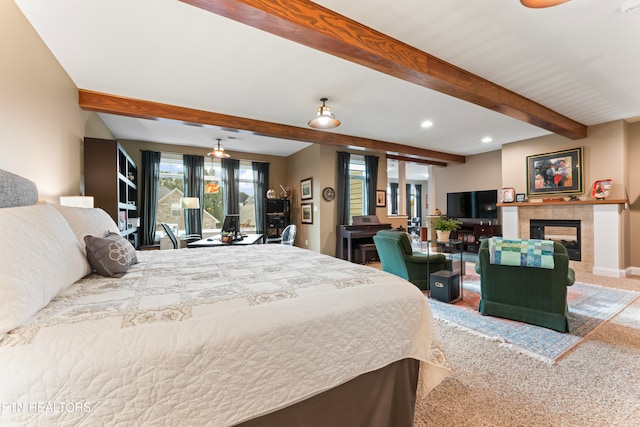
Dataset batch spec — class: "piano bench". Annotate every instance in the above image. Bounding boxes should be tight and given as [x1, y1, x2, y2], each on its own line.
[355, 243, 379, 264]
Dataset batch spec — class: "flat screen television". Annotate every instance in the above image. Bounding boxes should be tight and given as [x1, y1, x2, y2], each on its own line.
[446, 190, 498, 219]
[221, 214, 241, 239]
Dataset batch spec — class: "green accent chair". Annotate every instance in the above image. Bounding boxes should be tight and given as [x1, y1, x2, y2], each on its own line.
[373, 230, 451, 291]
[475, 239, 576, 332]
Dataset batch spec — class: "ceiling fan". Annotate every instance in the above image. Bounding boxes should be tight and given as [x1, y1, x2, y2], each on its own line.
[520, 0, 570, 7]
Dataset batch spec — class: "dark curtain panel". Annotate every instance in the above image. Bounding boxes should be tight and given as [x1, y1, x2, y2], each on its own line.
[415, 184, 422, 224]
[252, 161, 269, 237]
[390, 183, 398, 215]
[222, 158, 240, 216]
[364, 155, 379, 216]
[406, 184, 412, 218]
[140, 150, 161, 246]
[183, 154, 204, 236]
[337, 151, 350, 225]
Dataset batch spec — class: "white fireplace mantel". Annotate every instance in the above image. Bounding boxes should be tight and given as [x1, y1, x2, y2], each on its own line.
[499, 200, 627, 278]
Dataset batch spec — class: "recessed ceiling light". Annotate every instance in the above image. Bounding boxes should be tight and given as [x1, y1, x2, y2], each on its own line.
[420, 120, 433, 128]
[481, 137, 493, 144]
[621, 0, 640, 13]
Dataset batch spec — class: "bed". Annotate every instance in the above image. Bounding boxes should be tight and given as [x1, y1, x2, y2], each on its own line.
[0, 169, 449, 426]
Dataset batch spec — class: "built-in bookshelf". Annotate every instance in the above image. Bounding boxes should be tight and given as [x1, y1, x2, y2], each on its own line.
[84, 137, 139, 248]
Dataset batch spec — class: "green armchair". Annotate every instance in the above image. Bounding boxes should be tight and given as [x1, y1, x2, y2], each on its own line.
[475, 239, 576, 332]
[373, 230, 451, 290]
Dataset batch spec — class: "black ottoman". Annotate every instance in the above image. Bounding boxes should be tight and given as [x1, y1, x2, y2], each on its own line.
[430, 270, 460, 303]
[355, 243, 378, 264]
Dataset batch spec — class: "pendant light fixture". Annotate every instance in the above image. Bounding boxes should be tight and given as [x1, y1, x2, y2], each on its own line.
[207, 138, 230, 158]
[307, 98, 341, 129]
[520, 0, 570, 8]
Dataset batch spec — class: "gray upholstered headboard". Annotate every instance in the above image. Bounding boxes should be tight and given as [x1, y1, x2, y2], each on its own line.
[0, 169, 39, 208]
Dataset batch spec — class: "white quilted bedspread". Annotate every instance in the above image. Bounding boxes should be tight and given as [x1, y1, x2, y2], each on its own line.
[0, 245, 449, 426]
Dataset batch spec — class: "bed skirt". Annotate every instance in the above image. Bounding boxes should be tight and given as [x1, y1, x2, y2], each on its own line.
[236, 358, 420, 427]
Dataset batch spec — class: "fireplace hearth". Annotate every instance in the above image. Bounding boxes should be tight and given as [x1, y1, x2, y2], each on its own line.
[530, 219, 581, 261]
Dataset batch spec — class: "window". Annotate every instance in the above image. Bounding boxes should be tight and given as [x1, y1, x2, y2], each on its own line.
[386, 159, 429, 219]
[203, 160, 223, 233]
[157, 153, 186, 236]
[237, 165, 256, 231]
[156, 154, 257, 239]
[349, 155, 366, 222]
[201, 159, 257, 233]
[409, 185, 417, 219]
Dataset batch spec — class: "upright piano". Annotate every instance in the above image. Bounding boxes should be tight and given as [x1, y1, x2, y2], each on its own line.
[336, 215, 392, 263]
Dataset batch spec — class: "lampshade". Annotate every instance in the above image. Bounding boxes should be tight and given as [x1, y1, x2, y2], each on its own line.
[308, 98, 340, 129]
[59, 196, 94, 208]
[520, 0, 570, 8]
[180, 197, 200, 209]
[207, 139, 230, 158]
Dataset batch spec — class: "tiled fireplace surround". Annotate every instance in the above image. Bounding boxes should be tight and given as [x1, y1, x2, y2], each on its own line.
[500, 201, 625, 277]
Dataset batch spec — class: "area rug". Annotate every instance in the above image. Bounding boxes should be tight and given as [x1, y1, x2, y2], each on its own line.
[428, 277, 639, 363]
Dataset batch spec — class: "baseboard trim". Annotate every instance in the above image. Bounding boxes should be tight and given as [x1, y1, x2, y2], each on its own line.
[592, 266, 626, 278]
[624, 266, 640, 277]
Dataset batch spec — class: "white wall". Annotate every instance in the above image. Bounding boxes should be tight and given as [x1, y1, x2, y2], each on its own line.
[0, 1, 112, 202]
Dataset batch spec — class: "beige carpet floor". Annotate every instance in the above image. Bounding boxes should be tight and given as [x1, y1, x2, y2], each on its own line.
[410, 268, 640, 426]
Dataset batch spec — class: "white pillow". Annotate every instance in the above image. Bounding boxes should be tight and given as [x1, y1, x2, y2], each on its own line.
[52, 204, 120, 255]
[0, 203, 90, 335]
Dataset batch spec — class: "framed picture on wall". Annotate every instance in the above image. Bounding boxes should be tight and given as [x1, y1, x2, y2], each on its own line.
[301, 202, 313, 224]
[300, 177, 313, 200]
[526, 147, 583, 196]
[376, 190, 387, 207]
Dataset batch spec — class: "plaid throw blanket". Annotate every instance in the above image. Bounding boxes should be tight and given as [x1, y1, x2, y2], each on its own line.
[489, 237, 555, 269]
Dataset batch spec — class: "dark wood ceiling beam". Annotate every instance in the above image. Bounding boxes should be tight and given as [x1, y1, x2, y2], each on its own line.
[79, 90, 465, 164]
[386, 154, 447, 168]
[180, 0, 587, 140]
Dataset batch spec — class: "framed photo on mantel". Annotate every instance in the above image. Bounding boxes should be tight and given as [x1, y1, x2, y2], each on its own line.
[500, 188, 515, 203]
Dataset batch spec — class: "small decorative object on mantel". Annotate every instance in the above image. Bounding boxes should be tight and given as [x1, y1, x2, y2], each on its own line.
[568, 195, 580, 201]
[500, 188, 515, 203]
[591, 179, 612, 200]
[515, 193, 526, 203]
[542, 197, 566, 203]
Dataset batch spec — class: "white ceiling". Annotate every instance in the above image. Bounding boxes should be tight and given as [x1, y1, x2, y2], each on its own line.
[14, 0, 640, 167]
